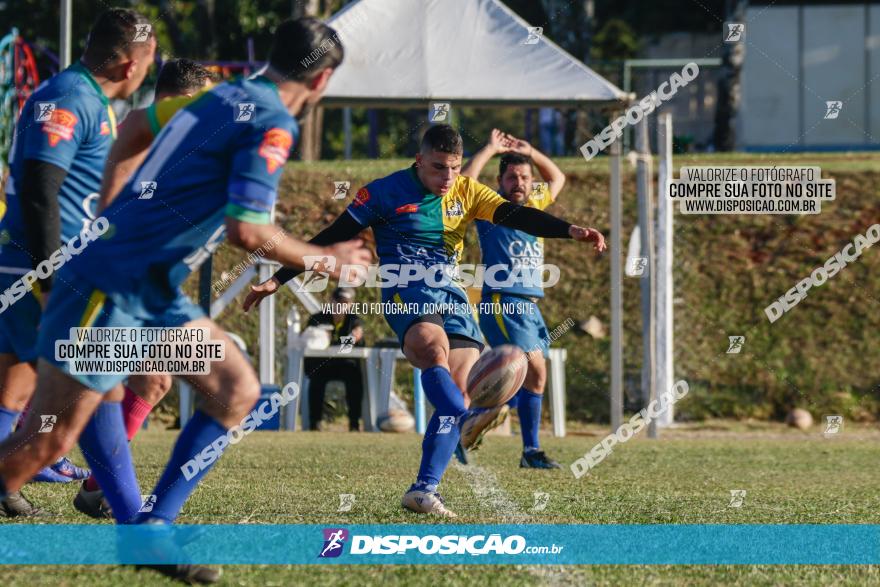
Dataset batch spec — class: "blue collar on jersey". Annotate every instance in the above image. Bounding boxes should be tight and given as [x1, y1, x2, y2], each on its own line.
[407, 164, 434, 196]
[69, 61, 109, 106]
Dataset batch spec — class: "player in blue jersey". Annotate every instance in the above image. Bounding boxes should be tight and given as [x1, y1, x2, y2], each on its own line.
[243, 124, 605, 517]
[463, 129, 568, 469]
[72, 58, 217, 521]
[0, 18, 368, 584]
[0, 8, 156, 516]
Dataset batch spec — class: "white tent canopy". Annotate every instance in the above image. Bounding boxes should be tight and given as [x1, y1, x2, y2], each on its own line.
[325, 0, 628, 107]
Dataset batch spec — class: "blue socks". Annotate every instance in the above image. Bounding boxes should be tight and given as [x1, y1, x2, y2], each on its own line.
[0, 407, 20, 441]
[506, 393, 519, 408]
[414, 366, 467, 490]
[517, 388, 543, 453]
[78, 402, 142, 523]
[137, 410, 228, 523]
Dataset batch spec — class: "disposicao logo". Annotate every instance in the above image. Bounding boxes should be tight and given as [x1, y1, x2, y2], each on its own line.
[319, 528, 349, 558]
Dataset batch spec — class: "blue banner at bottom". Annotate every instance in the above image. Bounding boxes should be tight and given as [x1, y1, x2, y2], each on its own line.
[0, 524, 877, 565]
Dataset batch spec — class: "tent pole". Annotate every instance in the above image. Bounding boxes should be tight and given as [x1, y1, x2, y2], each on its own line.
[609, 136, 623, 432]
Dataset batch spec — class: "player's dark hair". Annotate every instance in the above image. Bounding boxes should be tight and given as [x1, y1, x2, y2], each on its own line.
[83, 8, 153, 68]
[155, 59, 217, 97]
[268, 18, 344, 82]
[499, 153, 532, 176]
[420, 124, 463, 155]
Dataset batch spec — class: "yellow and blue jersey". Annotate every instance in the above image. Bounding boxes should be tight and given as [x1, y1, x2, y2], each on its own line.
[0, 62, 116, 272]
[475, 183, 553, 298]
[66, 76, 298, 318]
[346, 165, 506, 297]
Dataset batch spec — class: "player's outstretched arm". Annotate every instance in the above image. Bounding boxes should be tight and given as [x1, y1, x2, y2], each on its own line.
[491, 202, 606, 252]
[228, 214, 370, 308]
[503, 133, 565, 201]
[462, 128, 509, 179]
[241, 210, 368, 312]
[97, 109, 154, 212]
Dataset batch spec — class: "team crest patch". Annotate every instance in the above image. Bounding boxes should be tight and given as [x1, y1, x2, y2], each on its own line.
[395, 203, 418, 214]
[257, 128, 293, 174]
[100, 121, 111, 136]
[41, 108, 77, 146]
[530, 182, 548, 200]
[445, 200, 463, 217]
[353, 187, 370, 208]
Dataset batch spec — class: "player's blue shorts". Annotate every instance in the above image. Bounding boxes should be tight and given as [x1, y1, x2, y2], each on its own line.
[0, 271, 42, 362]
[36, 272, 204, 393]
[478, 292, 549, 358]
[383, 284, 483, 348]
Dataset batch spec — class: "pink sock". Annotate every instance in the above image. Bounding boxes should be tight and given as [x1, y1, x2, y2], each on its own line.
[121, 385, 153, 441]
[83, 386, 153, 492]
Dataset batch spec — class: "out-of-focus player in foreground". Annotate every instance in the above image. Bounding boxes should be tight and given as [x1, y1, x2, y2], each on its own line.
[0, 17, 369, 584]
[74, 58, 217, 520]
[0, 8, 156, 516]
[463, 129, 567, 469]
[243, 124, 605, 517]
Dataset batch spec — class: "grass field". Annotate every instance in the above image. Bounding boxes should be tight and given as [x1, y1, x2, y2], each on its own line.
[3, 424, 879, 585]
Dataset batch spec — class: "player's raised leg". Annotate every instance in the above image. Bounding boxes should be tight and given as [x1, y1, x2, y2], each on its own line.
[450, 343, 510, 453]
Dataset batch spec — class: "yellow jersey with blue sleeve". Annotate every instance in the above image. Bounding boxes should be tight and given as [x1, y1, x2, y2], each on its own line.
[345, 164, 506, 295]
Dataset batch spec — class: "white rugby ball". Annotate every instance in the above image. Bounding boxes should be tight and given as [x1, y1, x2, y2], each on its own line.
[377, 409, 415, 433]
[467, 344, 527, 408]
[786, 408, 813, 430]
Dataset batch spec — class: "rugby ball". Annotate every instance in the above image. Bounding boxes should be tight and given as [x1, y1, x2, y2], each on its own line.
[786, 408, 813, 430]
[466, 345, 527, 408]
[377, 409, 415, 433]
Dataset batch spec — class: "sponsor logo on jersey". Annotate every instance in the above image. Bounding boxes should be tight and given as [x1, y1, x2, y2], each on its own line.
[42, 108, 77, 146]
[257, 128, 293, 174]
[396, 203, 419, 214]
[353, 187, 371, 208]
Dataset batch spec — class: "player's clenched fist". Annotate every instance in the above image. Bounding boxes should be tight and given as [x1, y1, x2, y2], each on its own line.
[568, 225, 606, 252]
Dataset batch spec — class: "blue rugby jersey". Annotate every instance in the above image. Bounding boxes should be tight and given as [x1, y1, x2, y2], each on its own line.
[475, 183, 553, 298]
[66, 76, 298, 317]
[0, 62, 117, 273]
